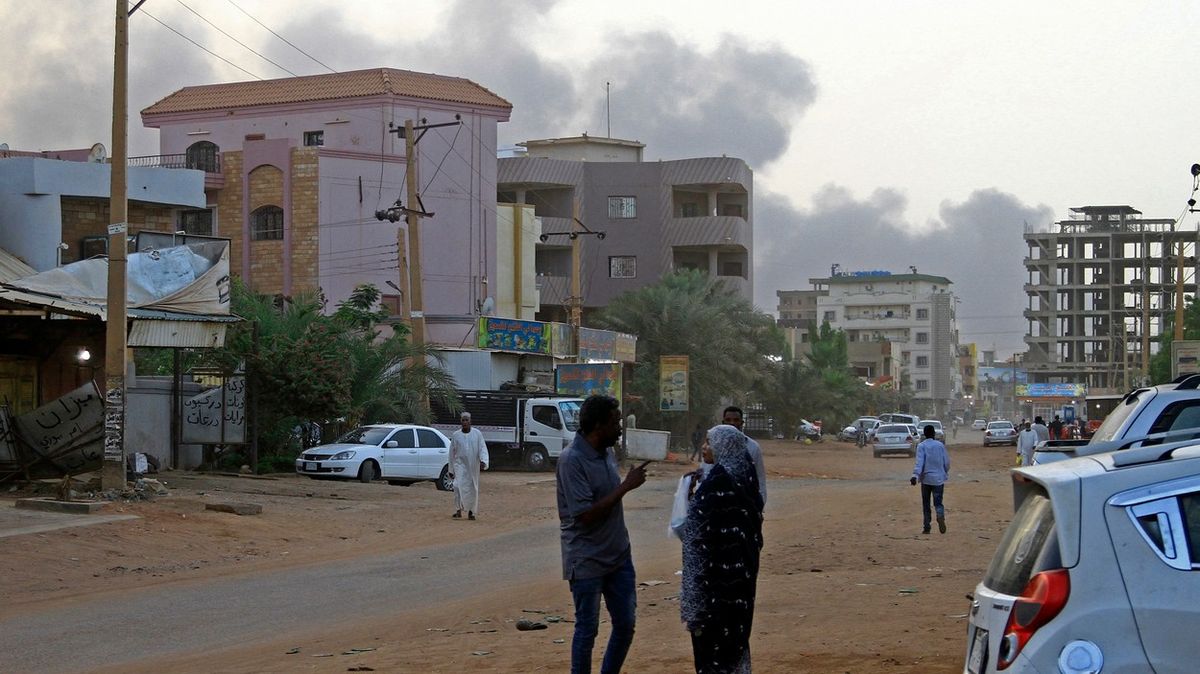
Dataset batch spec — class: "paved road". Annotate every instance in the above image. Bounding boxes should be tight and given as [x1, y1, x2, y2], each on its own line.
[0, 474, 710, 674]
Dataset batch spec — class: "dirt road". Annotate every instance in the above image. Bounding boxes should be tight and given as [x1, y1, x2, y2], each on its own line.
[0, 432, 1015, 672]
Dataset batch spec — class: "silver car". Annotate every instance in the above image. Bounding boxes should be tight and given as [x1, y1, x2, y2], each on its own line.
[872, 423, 916, 458]
[964, 440, 1200, 673]
[983, 421, 1017, 447]
[919, 419, 945, 442]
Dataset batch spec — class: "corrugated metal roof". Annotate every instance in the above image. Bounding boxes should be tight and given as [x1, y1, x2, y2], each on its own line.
[0, 248, 36, 284]
[128, 319, 228, 348]
[142, 68, 512, 116]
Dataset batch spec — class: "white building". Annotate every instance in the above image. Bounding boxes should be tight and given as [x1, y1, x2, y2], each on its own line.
[779, 271, 961, 414]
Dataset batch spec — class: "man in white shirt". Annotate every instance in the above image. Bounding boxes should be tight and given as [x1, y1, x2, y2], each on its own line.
[449, 412, 489, 520]
[1017, 421, 1039, 466]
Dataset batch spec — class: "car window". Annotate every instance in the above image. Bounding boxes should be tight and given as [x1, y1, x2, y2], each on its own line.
[988, 422, 1013, 430]
[532, 404, 562, 429]
[878, 425, 908, 433]
[1147, 401, 1200, 435]
[416, 428, 444, 448]
[559, 401, 581, 432]
[1183, 493, 1200, 564]
[983, 489, 1061, 596]
[1091, 389, 1148, 442]
[389, 428, 416, 448]
[336, 426, 392, 445]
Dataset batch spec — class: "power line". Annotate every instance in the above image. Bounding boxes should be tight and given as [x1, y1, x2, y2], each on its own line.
[174, 0, 297, 77]
[423, 124, 462, 193]
[139, 9, 264, 80]
[224, 0, 337, 73]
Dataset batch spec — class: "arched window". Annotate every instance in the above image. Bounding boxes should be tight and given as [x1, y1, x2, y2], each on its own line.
[185, 141, 219, 172]
[250, 205, 284, 241]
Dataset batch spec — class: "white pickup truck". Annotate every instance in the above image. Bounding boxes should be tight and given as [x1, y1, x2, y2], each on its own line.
[431, 390, 583, 471]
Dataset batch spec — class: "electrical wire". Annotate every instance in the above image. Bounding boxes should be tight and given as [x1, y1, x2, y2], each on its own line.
[138, 9, 264, 80]
[173, 0, 297, 77]
[423, 124, 462, 193]
[224, 0, 337, 73]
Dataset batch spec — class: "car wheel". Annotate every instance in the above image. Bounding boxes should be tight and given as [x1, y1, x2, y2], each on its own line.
[357, 460, 379, 483]
[525, 446, 550, 472]
[434, 464, 454, 491]
[387, 479, 415, 486]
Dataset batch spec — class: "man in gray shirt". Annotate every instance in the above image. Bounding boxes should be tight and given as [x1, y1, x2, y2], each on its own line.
[557, 395, 647, 674]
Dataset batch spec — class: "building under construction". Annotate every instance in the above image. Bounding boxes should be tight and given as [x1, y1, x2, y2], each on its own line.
[1023, 205, 1198, 394]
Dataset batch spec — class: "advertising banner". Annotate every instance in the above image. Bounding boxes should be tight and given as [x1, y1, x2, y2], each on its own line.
[556, 363, 622, 399]
[549, 322, 574, 358]
[578, 327, 617, 361]
[977, 366, 1028, 385]
[659, 355, 689, 412]
[477, 317, 550, 354]
[1016, 383, 1087, 398]
[181, 377, 247, 445]
[615, 333, 638, 363]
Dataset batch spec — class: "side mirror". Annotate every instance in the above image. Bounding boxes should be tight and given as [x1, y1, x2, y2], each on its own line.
[384, 440, 399, 448]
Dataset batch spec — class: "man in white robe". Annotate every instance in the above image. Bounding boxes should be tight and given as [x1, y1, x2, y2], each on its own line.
[449, 412, 489, 520]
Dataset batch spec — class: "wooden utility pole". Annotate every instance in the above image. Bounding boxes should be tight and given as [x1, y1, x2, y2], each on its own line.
[1176, 239, 1186, 340]
[396, 228, 411, 322]
[570, 197, 583, 329]
[102, 0, 129, 490]
[404, 119, 426, 349]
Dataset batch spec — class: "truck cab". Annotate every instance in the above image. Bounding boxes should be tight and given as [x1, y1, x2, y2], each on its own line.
[431, 391, 582, 470]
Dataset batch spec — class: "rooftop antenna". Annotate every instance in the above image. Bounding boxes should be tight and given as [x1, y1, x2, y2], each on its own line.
[606, 81, 611, 138]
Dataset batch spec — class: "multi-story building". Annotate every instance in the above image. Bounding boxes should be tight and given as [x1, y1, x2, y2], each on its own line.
[140, 68, 517, 346]
[779, 271, 961, 413]
[497, 135, 752, 322]
[1023, 205, 1198, 393]
[776, 288, 824, 328]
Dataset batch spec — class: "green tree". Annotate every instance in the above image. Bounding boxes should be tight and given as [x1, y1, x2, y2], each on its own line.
[1150, 295, 1200, 384]
[595, 270, 783, 437]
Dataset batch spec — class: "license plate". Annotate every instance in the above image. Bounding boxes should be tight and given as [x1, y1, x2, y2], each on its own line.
[967, 626, 988, 674]
[304, 461, 316, 471]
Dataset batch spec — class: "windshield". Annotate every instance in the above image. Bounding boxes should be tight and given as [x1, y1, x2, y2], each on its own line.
[559, 401, 581, 432]
[983, 489, 1061, 596]
[1090, 389, 1148, 443]
[336, 426, 392, 446]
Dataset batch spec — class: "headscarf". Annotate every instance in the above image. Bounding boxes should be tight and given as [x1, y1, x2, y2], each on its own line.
[706, 424, 756, 486]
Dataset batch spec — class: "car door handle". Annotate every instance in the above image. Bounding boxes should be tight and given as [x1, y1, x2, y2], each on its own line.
[408, 450, 418, 454]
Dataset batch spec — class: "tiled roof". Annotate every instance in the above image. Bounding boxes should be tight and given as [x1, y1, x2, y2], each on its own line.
[142, 68, 511, 116]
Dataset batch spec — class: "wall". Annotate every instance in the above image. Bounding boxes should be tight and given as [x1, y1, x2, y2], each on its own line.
[126, 377, 205, 470]
[495, 204, 541, 319]
[59, 198, 175, 263]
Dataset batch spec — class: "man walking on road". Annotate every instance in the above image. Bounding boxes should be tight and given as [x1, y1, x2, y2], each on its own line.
[449, 412, 488, 520]
[722, 406, 768, 510]
[911, 424, 950, 534]
[1017, 421, 1038, 466]
[557, 395, 648, 674]
[1031, 416, 1050, 443]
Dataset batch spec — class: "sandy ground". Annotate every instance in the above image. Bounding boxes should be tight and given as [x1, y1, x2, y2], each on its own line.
[0, 432, 1016, 673]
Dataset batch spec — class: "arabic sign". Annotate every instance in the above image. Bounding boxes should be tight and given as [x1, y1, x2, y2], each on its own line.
[0, 406, 17, 462]
[1172, 340, 1200, 379]
[477, 317, 550, 354]
[615, 333, 637, 363]
[549, 322, 574, 358]
[556, 363, 622, 399]
[1016, 383, 1087, 398]
[659, 355, 689, 412]
[578, 327, 617, 361]
[14, 381, 105, 472]
[181, 377, 247, 444]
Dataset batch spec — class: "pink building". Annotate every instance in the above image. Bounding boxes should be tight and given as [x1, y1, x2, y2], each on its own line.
[140, 68, 511, 345]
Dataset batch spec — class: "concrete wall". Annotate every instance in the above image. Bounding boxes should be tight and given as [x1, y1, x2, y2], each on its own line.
[126, 377, 205, 470]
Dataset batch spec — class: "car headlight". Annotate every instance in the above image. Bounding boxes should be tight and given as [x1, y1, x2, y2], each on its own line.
[332, 450, 356, 461]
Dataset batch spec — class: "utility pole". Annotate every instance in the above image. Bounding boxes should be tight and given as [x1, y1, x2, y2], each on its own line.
[102, 0, 129, 490]
[404, 119, 425, 349]
[1176, 239, 1186, 340]
[570, 198, 583, 329]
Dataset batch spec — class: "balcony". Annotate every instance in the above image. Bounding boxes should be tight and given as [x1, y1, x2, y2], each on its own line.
[128, 153, 224, 189]
[714, 274, 750, 299]
[664, 215, 749, 250]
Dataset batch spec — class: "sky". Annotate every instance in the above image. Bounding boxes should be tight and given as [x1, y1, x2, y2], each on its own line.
[4, 0, 1200, 356]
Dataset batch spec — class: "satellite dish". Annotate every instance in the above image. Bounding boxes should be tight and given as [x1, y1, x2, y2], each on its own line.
[0, 143, 9, 152]
[480, 296, 495, 315]
[88, 143, 107, 163]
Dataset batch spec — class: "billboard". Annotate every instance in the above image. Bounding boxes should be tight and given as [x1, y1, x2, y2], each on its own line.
[1016, 383, 1086, 398]
[1172, 340, 1200, 379]
[614, 333, 637, 363]
[977, 366, 1028, 385]
[578, 327, 617, 361]
[477, 317, 550, 354]
[556, 363, 622, 399]
[659, 355, 689, 412]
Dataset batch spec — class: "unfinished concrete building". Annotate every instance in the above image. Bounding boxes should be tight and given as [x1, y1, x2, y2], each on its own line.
[1023, 205, 1199, 394]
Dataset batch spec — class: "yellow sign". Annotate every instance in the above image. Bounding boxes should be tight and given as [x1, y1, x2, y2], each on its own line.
[659, 355, 689, 412]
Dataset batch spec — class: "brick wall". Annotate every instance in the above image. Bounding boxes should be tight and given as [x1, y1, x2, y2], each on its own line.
[60, 197, 175, 263]
[245, 164, 285, 293]
[290, 147, 319, 294]
[215, 150, 244, 279]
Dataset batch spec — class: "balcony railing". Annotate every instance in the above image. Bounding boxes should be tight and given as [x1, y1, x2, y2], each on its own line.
[128, 153, 221, 174]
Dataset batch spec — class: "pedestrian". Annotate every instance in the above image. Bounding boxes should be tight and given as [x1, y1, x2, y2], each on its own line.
[910, 424, 950, 534]
[721, 406, 768, 510]
[556, 394, 648, 674]
[689, 423, 704, 462]
[679, 424, 763, 673]
[1031, 416, 1050, 443]
[1049, 414, 1064, 440]
[951, 418, 959, 441]
[1017, 421, 1038, 466]
[449, 412, 489, 520]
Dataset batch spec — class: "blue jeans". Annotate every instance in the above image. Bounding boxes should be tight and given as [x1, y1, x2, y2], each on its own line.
[568, 555, 637, 674]
[921, 483, 945, 531]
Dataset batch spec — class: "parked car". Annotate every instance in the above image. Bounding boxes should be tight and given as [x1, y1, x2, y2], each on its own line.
[918, 419, 945, 442]
[295, 424, 454, 490]
[879, 412, 920, 427]
[796, 419, 822, 442]
[964, 437, 1200, 673]
[872, 423, 917, 458]
[1035, 375, 1200, 465]
[972, 419, 988, 431]
[840, 416, 879, 442]
[983, 421, 1017, 447]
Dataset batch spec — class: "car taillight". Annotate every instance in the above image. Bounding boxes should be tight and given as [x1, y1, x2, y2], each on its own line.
[997, 569, 1070, 669]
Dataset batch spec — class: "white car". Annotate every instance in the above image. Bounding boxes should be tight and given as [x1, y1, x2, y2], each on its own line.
[964, 438, 1200, 673]
[295, 424, 454, 490]
[873, 423, 917, 458]
[918, 419, 945, 442]
[972, 419, 987, 431]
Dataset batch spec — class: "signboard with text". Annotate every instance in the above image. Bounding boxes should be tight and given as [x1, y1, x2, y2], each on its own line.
[1172, 340, 1200, 379]
[181, 377, 247, 445]
[659, 355, 689, 412]
[579, 327, 617, 361]
[556, 363, 622, 399]
[477, 317, 551, 354]
[1016, 383, 1087, 398]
